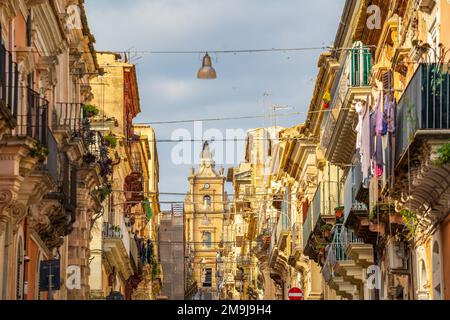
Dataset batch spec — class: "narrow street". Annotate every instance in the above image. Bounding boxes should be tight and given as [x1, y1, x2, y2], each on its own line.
[0, 0, 449, 304]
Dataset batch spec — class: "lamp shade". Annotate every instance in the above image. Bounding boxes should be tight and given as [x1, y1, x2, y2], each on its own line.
[197, 52, 217, 80]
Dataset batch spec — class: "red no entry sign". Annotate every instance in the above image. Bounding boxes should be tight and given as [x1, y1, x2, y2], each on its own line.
[288, 287, 304, 300]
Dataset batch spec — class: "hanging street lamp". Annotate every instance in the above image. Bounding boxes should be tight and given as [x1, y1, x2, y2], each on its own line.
[197, 52, 217, 80]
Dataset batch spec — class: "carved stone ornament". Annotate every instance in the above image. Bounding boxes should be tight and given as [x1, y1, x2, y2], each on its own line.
[0, 190, 16, 236]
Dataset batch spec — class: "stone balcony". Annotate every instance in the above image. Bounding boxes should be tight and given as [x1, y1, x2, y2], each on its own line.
[321, 47, 372, 167]
[103, 222, 133, 281]
[390, 63, 450, 240]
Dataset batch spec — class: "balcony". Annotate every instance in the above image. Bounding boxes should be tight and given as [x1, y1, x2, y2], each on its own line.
[392, 64, 450, 235]
[289, 222, 302, 264]
[0, 41, 19, 132]
[13, 89, 49, 146]
[103, 220, 133, 280]
[275, 199, 290, 251]
[396, 63, 449, 162]
[52, 103, 84, 136]
[322, 225, 369, 299]
[345, 203, 378, 245]
[321, 45, 372, 166]
[130, 237, 142, 275]
[303, 181, 340, 260]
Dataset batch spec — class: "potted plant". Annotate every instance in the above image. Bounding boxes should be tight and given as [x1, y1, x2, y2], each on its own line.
[316, 243, 326, 256]
[335, 206, 345, 222]
[29, 143, 49, 163]
[322, 92, 331, 109]
[82, 104, 100, 118]
[435, 142, 450, 167]
[321, 224, 333, 240]
[103, 134, 118, 149]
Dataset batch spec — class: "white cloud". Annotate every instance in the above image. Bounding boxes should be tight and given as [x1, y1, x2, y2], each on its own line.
[85, 0, 346, 208]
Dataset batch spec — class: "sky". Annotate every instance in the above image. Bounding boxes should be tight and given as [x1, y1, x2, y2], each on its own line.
[85, 0, 346, 210]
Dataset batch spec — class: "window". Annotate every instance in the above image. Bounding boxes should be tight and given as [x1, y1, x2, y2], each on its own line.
[202, 232, 212, 248]
[203, 195, 211, 209]
[203, 268, 212, 288]
[16, 237, 24, 300]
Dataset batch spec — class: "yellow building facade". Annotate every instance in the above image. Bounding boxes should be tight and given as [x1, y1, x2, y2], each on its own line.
[184, 142, 229, 300]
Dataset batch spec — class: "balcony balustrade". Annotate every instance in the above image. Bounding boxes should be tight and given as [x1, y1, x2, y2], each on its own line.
[103, 219, 133, 280]
[52, 102, 85, 137]
[0, 41, 19, 129]
[13, 89, 49, 147]
[396, 63, 449, 161]
[322, 225, 365, 298]
[321, 44, 372, 166]
[275, 193, 290, 250]
[303, 181, 340, 258]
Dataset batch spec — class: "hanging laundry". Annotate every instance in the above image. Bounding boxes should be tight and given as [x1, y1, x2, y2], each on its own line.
[375, 93, 384, 136]
[388, 98, 397, 188]
[355, 101, 364, 150]
[358, 100, 371, 188]
[370, 111, 376, 176]
[376, 135, 384, 177]
[374, 93, 384, 178]
[382, 94, 389, 135]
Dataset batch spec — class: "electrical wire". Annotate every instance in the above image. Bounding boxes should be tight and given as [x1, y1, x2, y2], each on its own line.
[133, 108, 350, 125]
[8, 45, 374, 57]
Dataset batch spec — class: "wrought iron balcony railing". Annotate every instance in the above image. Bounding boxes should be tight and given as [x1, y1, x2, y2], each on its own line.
[0, 41, 19, 121]
[322, 225, 364, 282]
[303, 181, 341, 250]
[396, 63, 450, 162]
[52, 102, 85, 135]
[13, 89, 49, 146]
[321, 44, 372, 151]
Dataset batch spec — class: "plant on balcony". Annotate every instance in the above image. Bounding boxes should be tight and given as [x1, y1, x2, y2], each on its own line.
[322, 92, 331, 109]
[370, 203, 396, 221]
[321, 224, 333, 240]
[103, 133, 118, 149]
[334, 206, 345, 222]
[29, 143, 49, 163]
[82, 104, 100, 118]
[428, 64, 447, 97]
[114, 225, 122, 238]
[400, 209, 418, 240]
[315, 243, 326, 256]
[435, 142, 450, 167]
[98, 184, 112, 203]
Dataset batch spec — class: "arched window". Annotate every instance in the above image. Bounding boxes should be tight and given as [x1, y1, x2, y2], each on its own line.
[432, 241, 442, 300]
[16, 237, 24, 300]
[203, 195, 211, 209]
[202, 232, 212, 248]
